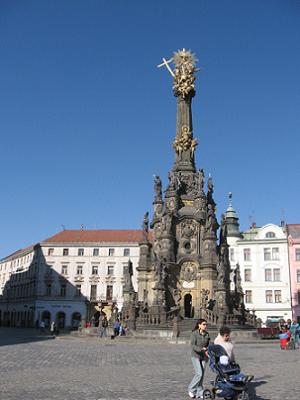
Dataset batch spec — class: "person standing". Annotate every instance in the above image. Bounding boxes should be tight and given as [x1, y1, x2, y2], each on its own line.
[50, 321, 56, 337]
[188, 319, 210, 399]
[100, 315, 108, 338]
[289, 319, 300, 349]
[114, 319, 121, 337]
[39, 320, 45, 334]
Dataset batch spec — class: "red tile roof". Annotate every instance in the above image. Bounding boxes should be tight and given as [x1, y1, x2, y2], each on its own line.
[286, 224, 300, 239]
[42, 230, 151, 244]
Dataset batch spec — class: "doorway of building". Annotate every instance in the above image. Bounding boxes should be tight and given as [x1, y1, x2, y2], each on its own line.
[41, 311, 51, 328]
[184, 293, 192, 318]
[71, 312, 81, 329]
[57, 312, 66, 329]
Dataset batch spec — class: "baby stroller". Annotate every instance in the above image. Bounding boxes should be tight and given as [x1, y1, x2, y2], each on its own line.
[203, 344, 252, 400]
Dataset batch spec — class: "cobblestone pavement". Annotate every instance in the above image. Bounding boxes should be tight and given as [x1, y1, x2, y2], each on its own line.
[0, 328, 299, 400]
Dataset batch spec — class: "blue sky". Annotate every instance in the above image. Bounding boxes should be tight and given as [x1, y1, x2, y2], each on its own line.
[0, 0, 300, 257]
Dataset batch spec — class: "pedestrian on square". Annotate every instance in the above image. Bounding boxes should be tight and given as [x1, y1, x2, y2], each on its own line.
[279, 326, 291, 349]
[39, 320, 45, 334]
[114, 319, 121, 336]
[100, 315, 108, 338]
[188, 319, 210, 399]
[119, 321, 126, 336]
[290, 319, 300, 349]
[50, 321, 56, 337]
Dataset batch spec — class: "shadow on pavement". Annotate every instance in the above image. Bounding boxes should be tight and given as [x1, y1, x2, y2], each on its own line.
[248, 379, 270, 400]
[0, 327, 68, 347]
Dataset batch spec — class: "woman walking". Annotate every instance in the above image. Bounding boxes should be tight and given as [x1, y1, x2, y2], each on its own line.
[188, 319, 210, 399]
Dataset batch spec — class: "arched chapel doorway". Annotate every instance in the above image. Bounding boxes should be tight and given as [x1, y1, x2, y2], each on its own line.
[184, 293, 192, 318]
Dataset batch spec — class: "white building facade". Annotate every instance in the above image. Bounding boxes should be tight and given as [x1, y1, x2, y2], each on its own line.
[0, 230, 143, 328]
[225, 203, 292, 323]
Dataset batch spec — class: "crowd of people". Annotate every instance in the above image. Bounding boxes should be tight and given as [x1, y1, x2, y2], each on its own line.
[278, 318, 300, 350]
[86, 314, 129, 339]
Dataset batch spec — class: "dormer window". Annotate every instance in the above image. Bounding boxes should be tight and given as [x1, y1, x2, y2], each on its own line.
[266, 232, 275, 238]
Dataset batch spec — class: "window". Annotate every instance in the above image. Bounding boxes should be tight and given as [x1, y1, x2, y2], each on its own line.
[124, 248, 130, 257]
[107, 265, 114, 276]
[230, 248, 235, 262]
[75, 284, 81, 296]
[93, 248, 99, 256]
[298, 291, 300, 305]
[78, 248, 84, 256]
[92, 265, 98, 275]
[272, 248, 279, 260]
[245, 290, 252, 303]
[297, 270, 300, 283]
[273, 268, 281, 282]
[296, 249, 300, 261]
[266, 232, 275, 238]
[61, 265, 68, 275]
[76, 265, 83, 275]
[266, 290, 273, 303]
[46, 284, 51, 296]
[243, 248, 251, 262]
[274, 290, 282, 303]
[60, 284, 66, 297]
[265, 268, 272, 282]
[108, 248, 115, 257]
[48, 248, 54, 256]
[106, 285, 113, 301]
[244, 269, 252, 282]
[63, 248, 69, 256]
[264, 248, 271, 261]
[264, 247, 279, 261]
[90, 285, 97, 300]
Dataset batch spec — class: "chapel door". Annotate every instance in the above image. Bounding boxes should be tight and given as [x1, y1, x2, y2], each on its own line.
[184, 293, 192, 318]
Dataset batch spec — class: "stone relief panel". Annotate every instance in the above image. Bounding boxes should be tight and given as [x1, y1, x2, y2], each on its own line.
[181, 220, 197, 238]
[180, 261, 197, 282]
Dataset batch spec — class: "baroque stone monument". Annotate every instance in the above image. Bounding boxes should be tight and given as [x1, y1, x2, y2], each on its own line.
[125, 49, 255, 327]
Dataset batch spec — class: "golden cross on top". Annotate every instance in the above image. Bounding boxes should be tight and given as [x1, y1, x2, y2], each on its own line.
[157, 57, 175, 77]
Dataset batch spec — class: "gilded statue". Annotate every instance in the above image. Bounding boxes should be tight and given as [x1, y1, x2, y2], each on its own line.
[172, 125, 198, 160]
[157, 48, 198, 98]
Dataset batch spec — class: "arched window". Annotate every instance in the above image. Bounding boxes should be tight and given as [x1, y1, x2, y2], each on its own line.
[266, 232, 275, 238]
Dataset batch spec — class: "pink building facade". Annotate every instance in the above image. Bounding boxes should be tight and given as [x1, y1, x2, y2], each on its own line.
[287, 224, 300, 322]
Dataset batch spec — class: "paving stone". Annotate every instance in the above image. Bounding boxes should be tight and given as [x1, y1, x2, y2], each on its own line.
[0, 328, 299, 400]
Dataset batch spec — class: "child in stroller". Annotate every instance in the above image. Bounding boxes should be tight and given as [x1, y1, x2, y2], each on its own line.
[204, 344, 253, 400]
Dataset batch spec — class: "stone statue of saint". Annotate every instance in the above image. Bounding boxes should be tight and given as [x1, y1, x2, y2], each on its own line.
[216, 258, 225, 285]
[207, 175, 214, 193]
[123, 259, 134, 291]
[219, 214, 227, 245]
[154, 175, 162, 199]
[197, 169, 204, 192]
[142, 212, 149, 239]
[205, 204, 218, 234]
[234, 263, 243, 294]
[168, 171, 177, 191]
[173, 288, 182, 306]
